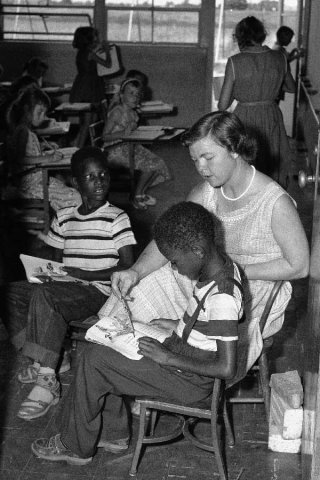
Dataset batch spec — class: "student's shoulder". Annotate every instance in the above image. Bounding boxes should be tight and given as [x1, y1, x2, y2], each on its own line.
[100, 202, 131, 220]
[54, 205, 79, 223]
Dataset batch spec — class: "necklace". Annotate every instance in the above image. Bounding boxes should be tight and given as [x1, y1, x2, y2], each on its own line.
[221, 165, 256, 201]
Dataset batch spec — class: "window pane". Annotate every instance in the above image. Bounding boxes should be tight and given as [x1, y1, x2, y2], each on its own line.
[107, 10, 152, 42]
[154, 11, 198, 43]
[153, 0, 201, 7]
[106, 0, 152, 5]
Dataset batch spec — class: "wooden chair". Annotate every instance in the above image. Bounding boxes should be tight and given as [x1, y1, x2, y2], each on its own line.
[227, 280, 284, 419]
[129, 378, 233, 480]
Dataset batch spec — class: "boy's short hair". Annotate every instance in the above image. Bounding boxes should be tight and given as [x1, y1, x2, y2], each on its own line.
[276, 26, 294, 46]
[71, 146, 109, 178]
[153, 201, 217, 255]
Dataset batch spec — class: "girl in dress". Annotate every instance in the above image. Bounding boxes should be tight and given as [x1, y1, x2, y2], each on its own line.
[102, 78, 171, 210]
[6, 86, 80, 210]
[70, 27, 113, 148]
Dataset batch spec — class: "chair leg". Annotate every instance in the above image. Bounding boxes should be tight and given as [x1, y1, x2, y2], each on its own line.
[223, 398, 235, 447]
[129, 403, 148, 477]
[258, 350, 270, 420]
[150, 409, 158, 436]
[211, 382, 228, 480]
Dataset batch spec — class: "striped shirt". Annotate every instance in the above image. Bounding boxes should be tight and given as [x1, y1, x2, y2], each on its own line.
[45, 201, 136, 295]
[176, 260, 243, 352]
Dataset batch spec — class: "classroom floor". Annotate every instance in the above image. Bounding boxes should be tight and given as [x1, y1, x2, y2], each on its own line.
[0, 139, 312, 480]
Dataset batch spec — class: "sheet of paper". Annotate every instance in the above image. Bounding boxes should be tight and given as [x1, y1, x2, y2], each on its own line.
[19, 254, 89, 285]
[55, 102, 91, 111]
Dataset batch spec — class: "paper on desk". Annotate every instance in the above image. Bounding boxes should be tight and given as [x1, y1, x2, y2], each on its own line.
[36, 121, 70, 135]
[55, 102, 91, 111]
[140, 101, 165, 106]
[121, 128, 163, 141]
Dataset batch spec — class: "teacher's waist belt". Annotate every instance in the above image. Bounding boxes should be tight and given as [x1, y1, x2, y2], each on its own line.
[238, 100, 276, 106]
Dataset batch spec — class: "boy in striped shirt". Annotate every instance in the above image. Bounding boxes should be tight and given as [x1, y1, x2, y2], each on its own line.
[7, 146, 136, 421]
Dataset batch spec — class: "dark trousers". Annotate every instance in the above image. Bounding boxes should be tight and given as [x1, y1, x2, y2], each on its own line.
[60, 343, 212, 458]
[1, 280, 107, 368]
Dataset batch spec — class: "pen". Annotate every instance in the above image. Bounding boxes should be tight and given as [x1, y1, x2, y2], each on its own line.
[121, 296, 135, 337]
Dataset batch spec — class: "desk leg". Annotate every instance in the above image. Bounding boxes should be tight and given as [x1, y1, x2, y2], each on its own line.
[42, 168, 50, 234]
[128, 143, 135, 199]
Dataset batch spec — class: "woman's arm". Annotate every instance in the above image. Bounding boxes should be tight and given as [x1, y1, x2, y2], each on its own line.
[245, 195, 310, 281]
[63, 244, 135, 282]
[111, 240, 168, 298]
[138, 337, 237, 380]
[218, 59, 235, 111]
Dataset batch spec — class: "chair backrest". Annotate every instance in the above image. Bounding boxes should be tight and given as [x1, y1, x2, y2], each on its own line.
[89, 120, 104, 148]
[259, 280, 284, 335]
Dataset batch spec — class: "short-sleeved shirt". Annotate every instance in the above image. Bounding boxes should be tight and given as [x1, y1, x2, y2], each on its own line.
[176, 259, 243, 352]
[45, 201, 136, 295]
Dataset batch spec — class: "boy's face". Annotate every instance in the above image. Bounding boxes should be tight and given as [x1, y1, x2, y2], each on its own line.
[74, 158, 110, 205]
[163, 246, 203, 280]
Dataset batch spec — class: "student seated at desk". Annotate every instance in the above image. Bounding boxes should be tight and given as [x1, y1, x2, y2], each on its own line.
[1, 146, 136, 421]
[29, 201, 243, 464]
[6, 86, 80, 210]
[102, 78, 171, 210]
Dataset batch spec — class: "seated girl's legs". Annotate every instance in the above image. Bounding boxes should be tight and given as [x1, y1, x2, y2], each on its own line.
[1, 281, 36, 350]
[60, 343, 212, 458]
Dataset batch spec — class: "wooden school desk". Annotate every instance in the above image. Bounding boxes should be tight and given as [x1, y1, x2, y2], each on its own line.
[115, 126, 185, 196]
[28, 147, 78, 233]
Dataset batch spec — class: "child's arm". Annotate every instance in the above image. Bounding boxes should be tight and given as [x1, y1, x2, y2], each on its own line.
[138, 337, 237, 380]
[63, 244, 135, 282]
[102, 108, 133, 142]
[23, 150, 63, 165]
[218, 59, 235, 111]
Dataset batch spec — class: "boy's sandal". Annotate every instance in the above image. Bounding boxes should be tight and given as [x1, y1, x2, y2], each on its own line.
[18, 356, 71, 384]
[17, 364, 39, 384]
[132, 197, 148, 210]
[17, 375, 60, 421]
[136, 194, 157, 206]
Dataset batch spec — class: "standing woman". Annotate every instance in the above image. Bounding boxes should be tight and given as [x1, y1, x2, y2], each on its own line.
[70, 27, 111, 148]
[218, 16, 296, 188]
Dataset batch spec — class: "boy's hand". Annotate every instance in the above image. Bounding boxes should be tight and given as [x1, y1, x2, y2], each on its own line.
[138, 337, 171, 364]
[63, 266, 89, 280]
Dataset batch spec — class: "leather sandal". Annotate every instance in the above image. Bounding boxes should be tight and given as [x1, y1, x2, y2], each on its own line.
[17, 374, 60, 421]
[18, 353, 71, 384]
[17, 364, 38, 384]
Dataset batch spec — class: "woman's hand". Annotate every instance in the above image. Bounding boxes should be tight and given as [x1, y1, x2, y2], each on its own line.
[138, 337, 171, 364]
[111, 268, 140, 298]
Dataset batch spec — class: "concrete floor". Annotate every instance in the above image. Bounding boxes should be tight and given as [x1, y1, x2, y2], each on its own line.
[0, 139, 311, 479]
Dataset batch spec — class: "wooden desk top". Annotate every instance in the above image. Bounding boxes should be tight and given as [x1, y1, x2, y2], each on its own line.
[121, 126, 185, 143]
[36, 121, 70, 136]
[55, 102, 92, 113]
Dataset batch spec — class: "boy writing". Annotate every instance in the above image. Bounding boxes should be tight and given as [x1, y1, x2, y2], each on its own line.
[30, 201, 243, 465]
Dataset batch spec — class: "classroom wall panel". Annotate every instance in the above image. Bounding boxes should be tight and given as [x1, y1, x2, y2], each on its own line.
[0, 42, 207, 128]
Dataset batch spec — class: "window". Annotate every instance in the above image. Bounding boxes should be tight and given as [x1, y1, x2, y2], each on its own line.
[106, 0, 201, 44]
[0, 0, 94, 41]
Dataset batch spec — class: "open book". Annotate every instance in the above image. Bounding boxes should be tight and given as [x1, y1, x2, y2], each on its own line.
[85, 316, 171, 360]
[20, 254, 89, 285]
